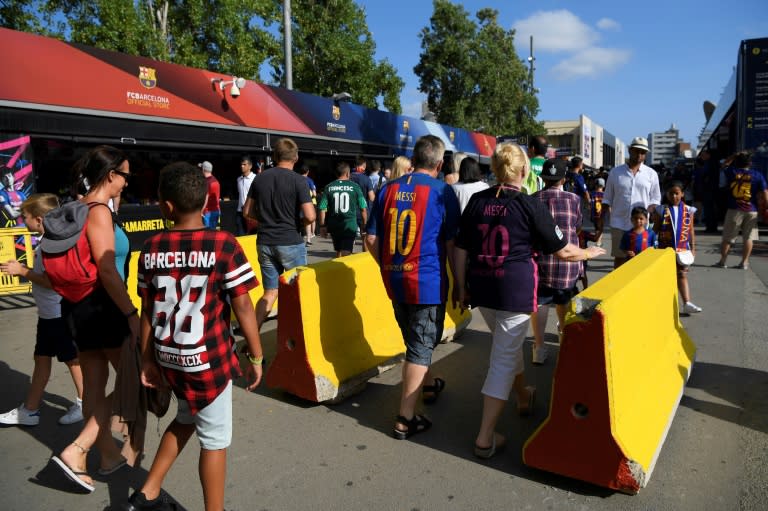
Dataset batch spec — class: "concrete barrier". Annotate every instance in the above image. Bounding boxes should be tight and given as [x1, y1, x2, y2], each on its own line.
[266, 252, 472, 403]
[522, 248, 696, 494]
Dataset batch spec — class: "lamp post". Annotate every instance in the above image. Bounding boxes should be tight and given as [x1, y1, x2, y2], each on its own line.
[284, 0, 292, 90]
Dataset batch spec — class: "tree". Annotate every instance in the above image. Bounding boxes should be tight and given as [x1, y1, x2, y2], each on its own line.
[270, 0, 404, 112]
[414, 1, 544, 137]
[13, 1, 279, 80]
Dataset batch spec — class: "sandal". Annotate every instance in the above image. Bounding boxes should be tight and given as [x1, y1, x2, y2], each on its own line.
[517, 386, 536, 417]
[393, 414, 432, 440]
[474, 432, 506, 459]
[422, 377, 446, 404]
[52, 455, 95, 493]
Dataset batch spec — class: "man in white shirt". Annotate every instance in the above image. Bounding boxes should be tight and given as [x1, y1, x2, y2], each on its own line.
[236, 155, 257, 235]
[602, 136, 661, 268]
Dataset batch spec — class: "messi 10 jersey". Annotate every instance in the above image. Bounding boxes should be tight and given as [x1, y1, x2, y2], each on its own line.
[367, 172, 459, 304]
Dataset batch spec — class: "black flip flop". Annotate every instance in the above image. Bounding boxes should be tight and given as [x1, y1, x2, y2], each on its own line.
[422, 377, 446, 404]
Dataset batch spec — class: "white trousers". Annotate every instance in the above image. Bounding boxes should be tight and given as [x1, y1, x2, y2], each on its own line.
[479, 308, 530, 400]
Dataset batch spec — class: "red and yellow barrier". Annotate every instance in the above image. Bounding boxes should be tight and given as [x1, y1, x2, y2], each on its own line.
[266, 253, 471, 402]
[523, 248, 696, 494]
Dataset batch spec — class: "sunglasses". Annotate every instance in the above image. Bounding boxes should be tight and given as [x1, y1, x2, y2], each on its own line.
[112, 169, 132, 181]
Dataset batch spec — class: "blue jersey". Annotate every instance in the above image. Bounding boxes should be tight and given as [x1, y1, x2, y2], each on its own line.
[620, 228, 657, 255]
[367, 172, 460, 304]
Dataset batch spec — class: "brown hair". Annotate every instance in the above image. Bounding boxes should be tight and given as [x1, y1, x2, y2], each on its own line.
[273, 138, 299, 163]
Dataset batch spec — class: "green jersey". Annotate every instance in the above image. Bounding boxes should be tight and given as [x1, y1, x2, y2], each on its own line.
[318, 179, 367, 236]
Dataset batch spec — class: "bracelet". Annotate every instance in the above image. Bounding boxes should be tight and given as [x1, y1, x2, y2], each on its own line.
[124, 308, 138, 318]
[247, 353, 263, 365]
[584, 249, 590, 260]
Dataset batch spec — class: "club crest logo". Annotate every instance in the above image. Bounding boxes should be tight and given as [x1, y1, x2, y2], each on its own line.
[139, 66, 157, 89]
[449, 131, 455, 142]
[402, 120, 410, 132]
[332, 105, 341, 121]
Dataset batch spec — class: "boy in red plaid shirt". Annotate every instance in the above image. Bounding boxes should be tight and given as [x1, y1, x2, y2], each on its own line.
[127, 162, 263, 511]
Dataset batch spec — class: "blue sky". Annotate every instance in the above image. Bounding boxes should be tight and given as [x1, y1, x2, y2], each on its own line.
[355, 0, 768, 149]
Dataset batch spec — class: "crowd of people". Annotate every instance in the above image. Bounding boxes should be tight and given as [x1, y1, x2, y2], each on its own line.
[0, 132, 766, 510]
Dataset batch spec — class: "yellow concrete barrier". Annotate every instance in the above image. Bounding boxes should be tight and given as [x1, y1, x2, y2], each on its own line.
[0, 228, 34, 296]
[523, 248, 696, 494]
[265, 252, 471, 402]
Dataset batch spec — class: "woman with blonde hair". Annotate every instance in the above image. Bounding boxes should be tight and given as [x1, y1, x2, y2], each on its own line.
[453, 142, 604, 459]
[390, 156, 412, 180]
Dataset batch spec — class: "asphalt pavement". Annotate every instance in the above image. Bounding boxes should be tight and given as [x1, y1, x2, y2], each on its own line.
[0, 229, 766, 511]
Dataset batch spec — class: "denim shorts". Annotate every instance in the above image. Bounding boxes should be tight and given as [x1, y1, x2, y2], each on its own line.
[176, 380, 232, 450]
[537, 284, 577, 306]
[257, 242, 307, 289]
[392, 302, 446, 366]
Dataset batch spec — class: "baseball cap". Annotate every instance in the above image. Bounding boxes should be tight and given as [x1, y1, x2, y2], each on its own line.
[596, 178, 606, 187]
[199, 161, 213, 172]
[629, 137, 649, 152]
[541, 158, 567, 181]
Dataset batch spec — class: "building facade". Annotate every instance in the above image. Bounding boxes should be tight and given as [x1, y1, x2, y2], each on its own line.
[542, 116, 625, 169]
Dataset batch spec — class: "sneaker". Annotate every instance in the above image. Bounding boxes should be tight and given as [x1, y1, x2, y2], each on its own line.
[0, 405, 40, 426]
[532, 344, 548, 365]
[711, 261, 727, 268]
[683, 302, 703, 314]
[123, 490, 177, 511]
[59, 400, 83, 425]
[734, 262, 749, 270]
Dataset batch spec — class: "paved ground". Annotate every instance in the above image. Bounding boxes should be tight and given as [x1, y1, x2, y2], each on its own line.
[0, 229, 766, 511]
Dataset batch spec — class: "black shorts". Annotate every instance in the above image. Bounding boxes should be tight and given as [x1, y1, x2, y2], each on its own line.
[62, 286, 130, 352]
[331, 235, 356, 253]
[34, 317, 78, 362]
[537, 284, 578, 306]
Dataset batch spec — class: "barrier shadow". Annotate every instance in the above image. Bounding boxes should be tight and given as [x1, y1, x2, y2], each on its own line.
[0, 360, 186, 509]
[683, 361, 768, 435]
[322, 314, 615, 498]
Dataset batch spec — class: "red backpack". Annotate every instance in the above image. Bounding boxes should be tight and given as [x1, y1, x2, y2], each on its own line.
[41, 201, 104, 302]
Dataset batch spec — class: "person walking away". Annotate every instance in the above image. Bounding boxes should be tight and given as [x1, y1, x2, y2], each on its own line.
[298, 164, 317, 245]
[318, 162, 368, 258]
[602, 136, 661, 268]
[235, 156, 256, 236]
[365, 135, 461, 440]
[654, 180, 701, 314]
[523, 136, 547, 194]
[126, 162, 264, 511]
[453, 143, 604, 459]
[712, 151, 768, 270]
[49, 145, 140, 493]
[350, 155, 374, 252]
[0, 194, 84, 427]
[200, 161, 220, 230]
[243, 138, 315, 330]
[590, 178, 605, 246]
[451, 157, 489, 213]
[530, 159, 584, 365]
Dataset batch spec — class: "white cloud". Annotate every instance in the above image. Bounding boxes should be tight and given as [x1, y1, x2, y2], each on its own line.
[596, 18, 621, 31]
[551, 47, 632, 80]
[512, 10, 597, 53]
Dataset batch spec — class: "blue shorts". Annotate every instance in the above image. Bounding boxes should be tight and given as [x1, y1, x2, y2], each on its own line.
[176, 380, 232, 450]
[392, 303, 445, 366]
[34, 317, 78, 362]
[537, 285, 577, 306]
[257, 242, 307, 289]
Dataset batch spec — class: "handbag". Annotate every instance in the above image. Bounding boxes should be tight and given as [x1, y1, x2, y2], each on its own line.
[147, 386, 172, 418]
[676, 250, 694, 266]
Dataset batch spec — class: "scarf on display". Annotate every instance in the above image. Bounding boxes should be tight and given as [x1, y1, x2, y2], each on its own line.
[659, 202, 691, 251]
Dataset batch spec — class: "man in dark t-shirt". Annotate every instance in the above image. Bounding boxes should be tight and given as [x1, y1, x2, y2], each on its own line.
[244, 138, 315, 329]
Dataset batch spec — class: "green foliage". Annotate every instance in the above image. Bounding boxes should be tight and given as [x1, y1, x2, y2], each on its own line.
[415, 1, 545, 137]
[270, 0, 403, 112]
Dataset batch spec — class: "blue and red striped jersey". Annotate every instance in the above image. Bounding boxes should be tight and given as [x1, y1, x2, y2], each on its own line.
[367, 172, 460, 304]
[620, 228, 657, 255]
[138, 229, 258, 414]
